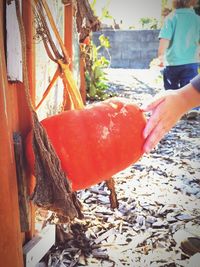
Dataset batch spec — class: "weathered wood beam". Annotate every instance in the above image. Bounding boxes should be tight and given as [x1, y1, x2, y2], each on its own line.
[13, 132, 30, 232]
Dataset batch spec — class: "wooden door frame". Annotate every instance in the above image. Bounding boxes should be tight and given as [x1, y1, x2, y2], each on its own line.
[0, 1, 76, 266]
[0, 1, 35, 266]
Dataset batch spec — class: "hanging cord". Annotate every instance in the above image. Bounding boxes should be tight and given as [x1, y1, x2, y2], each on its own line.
[15, 0, 83, 221]
[33, 0, 84, 110]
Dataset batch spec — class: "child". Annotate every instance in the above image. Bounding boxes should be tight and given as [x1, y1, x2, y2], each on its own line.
[158, 0, 200, 90]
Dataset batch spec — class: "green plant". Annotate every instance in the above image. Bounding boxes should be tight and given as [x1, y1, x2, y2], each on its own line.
[84, 34, 113, 101]
[90, 0, 113, 20]
[139, 17, 159, 30]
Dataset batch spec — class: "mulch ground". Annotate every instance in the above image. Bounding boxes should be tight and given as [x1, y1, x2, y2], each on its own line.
[37, 68, 200, 267]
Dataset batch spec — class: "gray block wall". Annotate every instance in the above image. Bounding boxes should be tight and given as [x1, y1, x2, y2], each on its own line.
[92, 29, 160, 69]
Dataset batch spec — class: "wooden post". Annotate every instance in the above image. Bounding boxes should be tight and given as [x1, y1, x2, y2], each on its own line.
[80, 54, 87, 104]
[0, 2, 24, 266]
[3, 0, 36, 251]
[64, 1, 86, 104]
[64, 1, 73, 70]
[63, 1, 74, 110]
[13, 133, 30, 232]
[22, 0, 36, 241]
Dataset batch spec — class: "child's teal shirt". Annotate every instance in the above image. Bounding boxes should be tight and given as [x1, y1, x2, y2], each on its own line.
[159, 8, 200, 66]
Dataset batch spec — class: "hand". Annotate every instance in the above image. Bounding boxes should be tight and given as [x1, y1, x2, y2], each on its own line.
[142, 90, 188, 153]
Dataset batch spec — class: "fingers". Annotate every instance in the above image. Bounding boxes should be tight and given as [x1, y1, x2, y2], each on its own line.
[143, 120, 167, 153]
[143, 103, 164, 139]
[142, 90, 185, 154]
[142, 98, 170, 153]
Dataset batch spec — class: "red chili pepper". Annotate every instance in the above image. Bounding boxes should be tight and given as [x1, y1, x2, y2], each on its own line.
[25, 97, 146, 191]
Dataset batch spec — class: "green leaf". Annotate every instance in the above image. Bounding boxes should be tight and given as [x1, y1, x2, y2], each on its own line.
[99, 35, 110, 48]
[89, 84, 97, 97]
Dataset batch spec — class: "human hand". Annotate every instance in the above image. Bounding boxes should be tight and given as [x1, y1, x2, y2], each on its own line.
[142, 90, 188, 153]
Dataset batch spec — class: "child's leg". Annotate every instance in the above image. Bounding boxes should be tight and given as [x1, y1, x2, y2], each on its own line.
[163, 66, 180, 90]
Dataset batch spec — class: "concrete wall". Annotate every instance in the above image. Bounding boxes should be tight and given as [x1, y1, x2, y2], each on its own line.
[92, 29, 159, 69]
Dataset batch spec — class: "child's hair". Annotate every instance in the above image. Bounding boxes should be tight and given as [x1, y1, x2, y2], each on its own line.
[172, 0, 197, 8]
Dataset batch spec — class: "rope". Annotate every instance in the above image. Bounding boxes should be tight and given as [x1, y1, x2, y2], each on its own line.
[33, 0, 84, 110]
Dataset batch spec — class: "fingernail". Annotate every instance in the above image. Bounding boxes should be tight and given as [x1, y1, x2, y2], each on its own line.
[144, 147, 150, 154]
[143, 144, 150, 154]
